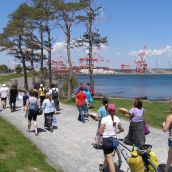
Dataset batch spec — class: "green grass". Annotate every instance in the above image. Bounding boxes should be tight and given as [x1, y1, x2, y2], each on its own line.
[0, 117, 63, 172]
[61, 97, 169, 128]
[0, 73, 24, 84]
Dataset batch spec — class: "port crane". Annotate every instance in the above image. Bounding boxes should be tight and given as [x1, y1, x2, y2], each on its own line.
[79, 52, 110, 69]
[134, 46, 148, 73]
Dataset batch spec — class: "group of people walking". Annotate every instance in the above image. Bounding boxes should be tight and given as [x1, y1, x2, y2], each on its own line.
[1, 80, 172, 172]
[75, 83, 94, 123]
[0, 82, 18, 112]
[0, 82, 60, 136]
[25, 83, 60, 136]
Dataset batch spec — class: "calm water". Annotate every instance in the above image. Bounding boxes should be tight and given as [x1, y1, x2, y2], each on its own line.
[77, 75, 172, 100]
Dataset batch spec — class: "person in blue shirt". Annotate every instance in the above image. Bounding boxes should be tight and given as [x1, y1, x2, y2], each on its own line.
[83, 86, 93, 117]
[96, 97, 109, 128]
[93, 97, 109, 143]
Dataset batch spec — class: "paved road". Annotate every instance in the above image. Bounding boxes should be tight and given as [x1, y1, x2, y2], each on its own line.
[0, 97, 168, 172]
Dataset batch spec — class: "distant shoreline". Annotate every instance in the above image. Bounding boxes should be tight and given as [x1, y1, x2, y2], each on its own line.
[77, 72, 172, 76]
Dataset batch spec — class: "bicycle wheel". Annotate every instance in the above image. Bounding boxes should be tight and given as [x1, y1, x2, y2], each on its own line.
[145, 159, 158, 172]
[112, 148, 122, 170]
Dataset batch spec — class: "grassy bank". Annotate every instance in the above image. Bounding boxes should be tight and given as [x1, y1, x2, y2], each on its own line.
[0, 117, 62, 172]
[61, 97, 169, 128]
[0, 73, 24, 84]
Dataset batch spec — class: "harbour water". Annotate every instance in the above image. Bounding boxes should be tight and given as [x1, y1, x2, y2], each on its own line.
[77, 75, 172, 100]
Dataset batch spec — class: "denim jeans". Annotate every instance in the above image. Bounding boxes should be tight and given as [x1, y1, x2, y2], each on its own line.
[77, 105, 85, 121]
[83, 103, 88, 114]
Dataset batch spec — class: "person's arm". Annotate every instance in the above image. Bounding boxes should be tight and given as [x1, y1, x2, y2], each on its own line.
[95, 123, 104, 144]
[26, 99, 29, 112]
[98, 123, 104, 135]
[117, 122, 124, 132]
[161, 114, 172, 132]
[42, 100, 45, 110]
[85, 98, 89, 107]
[37, 99, 40, 109]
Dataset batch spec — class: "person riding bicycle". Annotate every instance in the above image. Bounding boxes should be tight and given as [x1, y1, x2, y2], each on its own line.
[95, 103, 124, 172]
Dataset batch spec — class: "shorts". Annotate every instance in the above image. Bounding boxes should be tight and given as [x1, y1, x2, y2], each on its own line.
[1, 98, 7, 101]
[28, 109, 38, 121]
[168, 139, 172, 147]
[102, 137, 118, 155]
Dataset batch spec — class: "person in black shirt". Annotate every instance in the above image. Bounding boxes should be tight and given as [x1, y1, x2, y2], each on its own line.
[9, 85, 18, 112]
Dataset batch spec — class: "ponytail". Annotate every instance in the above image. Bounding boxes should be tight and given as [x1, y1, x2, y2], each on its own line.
[107, 103, 116, 127]
[110, 113, 116, 127]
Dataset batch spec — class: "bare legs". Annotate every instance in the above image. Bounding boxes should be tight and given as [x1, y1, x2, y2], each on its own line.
[28, 120, 31, 132]
[164, 148, 172, 172]
[104, 153, 116, 172]
[27, 120, 38, 136]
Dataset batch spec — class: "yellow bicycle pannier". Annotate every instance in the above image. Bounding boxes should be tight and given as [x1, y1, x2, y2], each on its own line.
[148, 151, 159, 172]
[128, 151, 145, 172]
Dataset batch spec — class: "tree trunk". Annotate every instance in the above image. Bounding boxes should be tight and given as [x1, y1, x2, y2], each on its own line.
[88, 5, 94, 89]
[67, 32, 73, 100]
[40, 24, 44, 83]
[19, 35, 28, 90]
[30, 59, 35, 87]
[47, 26, 52, 85]
[22, 59, 28, 91]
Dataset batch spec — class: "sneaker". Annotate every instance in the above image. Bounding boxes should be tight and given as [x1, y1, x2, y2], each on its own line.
[99, 164, 103, 172]
[26, 129, 30, 133]
[81, 120, 85, 123]
[35, 132, 38, 136]
[50, 126, 53, 132]
[84, 113, 89, 118]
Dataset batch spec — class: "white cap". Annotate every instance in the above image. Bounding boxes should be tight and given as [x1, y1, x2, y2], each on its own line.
[40, 84, 43, 87]
[2, 84, 6, 87]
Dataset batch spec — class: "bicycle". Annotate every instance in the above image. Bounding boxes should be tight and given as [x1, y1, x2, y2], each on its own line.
[93, 138, 158, 172]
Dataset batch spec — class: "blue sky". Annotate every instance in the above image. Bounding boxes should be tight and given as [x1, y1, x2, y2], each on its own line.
[1, 0, 172, 69]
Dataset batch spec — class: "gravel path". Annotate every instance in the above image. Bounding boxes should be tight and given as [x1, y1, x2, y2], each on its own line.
[0, 97, 168, 172]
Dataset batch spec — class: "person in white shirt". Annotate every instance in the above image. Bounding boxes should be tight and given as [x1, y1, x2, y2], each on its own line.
[0, 84, 9, 109]
[42, 93, 55, 132]
[49, 83, 60, 111]
[95, 104, 124, 172]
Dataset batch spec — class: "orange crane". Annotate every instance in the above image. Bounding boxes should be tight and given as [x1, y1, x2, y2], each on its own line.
[134, 46, 148, 73]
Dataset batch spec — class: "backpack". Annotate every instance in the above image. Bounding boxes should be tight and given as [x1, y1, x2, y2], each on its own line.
[128, 151, 145, 172]
[28, 100, 38, 111]
[148, 151, 159, 171]
[51, 89, 58, 99]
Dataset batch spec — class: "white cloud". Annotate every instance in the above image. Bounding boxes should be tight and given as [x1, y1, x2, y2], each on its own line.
[52, 41, 108, 55]
[128, 45, 172, 57]
[52, 42, 66, 53]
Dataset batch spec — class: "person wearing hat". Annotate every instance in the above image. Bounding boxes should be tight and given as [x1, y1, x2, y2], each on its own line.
[95, 104, 124, 172]
[42, 92, 55, 132]
[0, 84, 9, 109]
[49, 83, 60, 112]
[39, 84, 46, 106]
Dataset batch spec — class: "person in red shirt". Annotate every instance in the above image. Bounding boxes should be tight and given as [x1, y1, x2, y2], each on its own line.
[76, 86, 88, 123]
